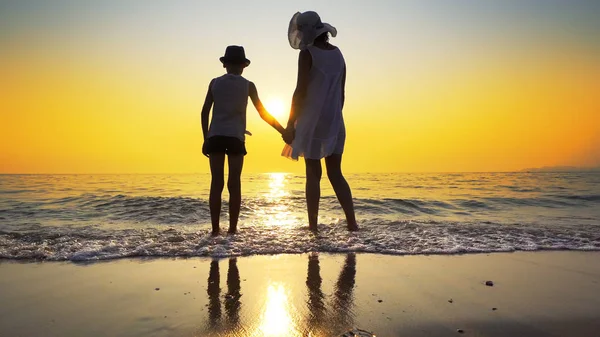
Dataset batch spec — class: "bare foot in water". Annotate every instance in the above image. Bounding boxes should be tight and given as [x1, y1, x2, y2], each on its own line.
[347, 223, 359, 231]
[211, 229, 220, 236]
[227, 227, 237, 235]
[309, 224, 318, 232]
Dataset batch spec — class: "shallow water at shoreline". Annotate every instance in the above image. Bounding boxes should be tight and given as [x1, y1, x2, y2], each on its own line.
[1, 173, 599, 260]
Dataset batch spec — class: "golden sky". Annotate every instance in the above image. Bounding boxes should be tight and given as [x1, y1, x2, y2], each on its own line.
[1, 1, 599, 173]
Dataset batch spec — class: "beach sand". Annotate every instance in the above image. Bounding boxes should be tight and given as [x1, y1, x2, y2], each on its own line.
[1, 251, 599, 337]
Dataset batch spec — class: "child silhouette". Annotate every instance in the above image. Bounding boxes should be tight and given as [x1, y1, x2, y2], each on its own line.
[201, 46, 284, 235]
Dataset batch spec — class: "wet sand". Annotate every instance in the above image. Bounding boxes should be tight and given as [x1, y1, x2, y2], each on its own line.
[1, 251, 600, 337]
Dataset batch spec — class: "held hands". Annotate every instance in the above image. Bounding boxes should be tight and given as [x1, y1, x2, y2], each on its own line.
[282, 127, 295, 145]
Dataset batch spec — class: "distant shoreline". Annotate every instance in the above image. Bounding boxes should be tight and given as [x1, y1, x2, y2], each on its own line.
[520, 166, 600, 173]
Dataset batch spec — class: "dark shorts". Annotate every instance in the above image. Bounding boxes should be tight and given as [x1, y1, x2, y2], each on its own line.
[205, 136, 247, 155]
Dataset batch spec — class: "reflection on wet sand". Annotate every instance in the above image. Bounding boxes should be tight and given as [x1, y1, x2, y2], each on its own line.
[332, 253, 357, 330]
[306, 254, 326, 331]
[256, 282, 297, 336]
[204, 254, 357, 336]
[207, 260, 221, 328]
[304, 253, 357, 336]
[225, 258, 242, 326]
[206, 258, 242, 334]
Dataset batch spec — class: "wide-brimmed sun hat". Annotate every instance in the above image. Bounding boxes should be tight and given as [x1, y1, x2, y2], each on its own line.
[288, 11, 337, 50]
[219, 45, 251, 66]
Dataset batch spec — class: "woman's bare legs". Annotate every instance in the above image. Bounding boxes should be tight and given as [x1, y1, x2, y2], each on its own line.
[209, 153, 226, 235]
[227, 154, 244, 234]
[304, 158, 322, 231]
[325, 154, 358, 231]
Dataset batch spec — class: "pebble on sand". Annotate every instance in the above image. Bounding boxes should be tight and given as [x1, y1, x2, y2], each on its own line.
[492, 307, 498, 311]
[167, 235, 185, 243]
[448, 299, 454, 303]
[155, 288, 160, 291]
[485, 280, 494, 286]
[457, 329, 465, 333]
[378, 299, 383, 303]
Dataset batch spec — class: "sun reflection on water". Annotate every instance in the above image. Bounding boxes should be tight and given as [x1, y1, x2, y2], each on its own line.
[265, 173, 289, 201]
[255, 282, 299, 337]
[258, 173, 295, 228]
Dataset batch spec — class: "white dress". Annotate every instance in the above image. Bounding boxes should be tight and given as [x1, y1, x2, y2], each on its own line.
[282, 46, 346, 160]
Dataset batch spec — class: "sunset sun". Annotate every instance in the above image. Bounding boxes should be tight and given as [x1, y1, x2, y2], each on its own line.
[265, 98, 286, 122]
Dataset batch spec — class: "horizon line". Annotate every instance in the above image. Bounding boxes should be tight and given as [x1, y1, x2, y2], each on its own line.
[2, 170, 600, 175]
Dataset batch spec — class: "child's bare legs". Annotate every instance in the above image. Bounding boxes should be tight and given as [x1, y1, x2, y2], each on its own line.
[325, 154, 358, 231]
[305, 159, 322, 231]
[227, 154, 244, 234]
[209, 153, 226, 235]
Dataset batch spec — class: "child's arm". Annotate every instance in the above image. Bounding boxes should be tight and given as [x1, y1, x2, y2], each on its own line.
[249, 82, 285, 134]
[200, 79, 214, 157]
[285, 49, 312, 129]
[201, 79, 215, 140]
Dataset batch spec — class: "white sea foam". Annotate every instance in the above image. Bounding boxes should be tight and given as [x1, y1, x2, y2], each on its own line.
[1, 219, 598, 261]
[1, 173, 599, 261]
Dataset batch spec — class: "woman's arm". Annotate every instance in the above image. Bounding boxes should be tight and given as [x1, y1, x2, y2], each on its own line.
[341, 64, 346, 109]
[249, 82, 285, 134]
[285, 49, 312, 129]
[201, 79, 215, 140]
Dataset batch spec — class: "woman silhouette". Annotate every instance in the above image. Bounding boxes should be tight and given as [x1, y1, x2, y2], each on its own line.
[282, 11, 358, 232]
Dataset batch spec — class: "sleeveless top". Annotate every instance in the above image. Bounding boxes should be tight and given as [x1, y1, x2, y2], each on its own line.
[282, 46, 346, 160]
[208, 74, 249, 142]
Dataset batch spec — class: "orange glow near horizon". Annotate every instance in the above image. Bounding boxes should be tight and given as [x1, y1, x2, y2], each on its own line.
[1, 2, 599, 174]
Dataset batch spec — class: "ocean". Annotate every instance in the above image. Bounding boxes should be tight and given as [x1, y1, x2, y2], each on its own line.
[0, 173, 599, 261]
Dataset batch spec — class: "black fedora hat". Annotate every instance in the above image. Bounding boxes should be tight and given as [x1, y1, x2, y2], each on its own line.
[219, 45, 251, 66]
